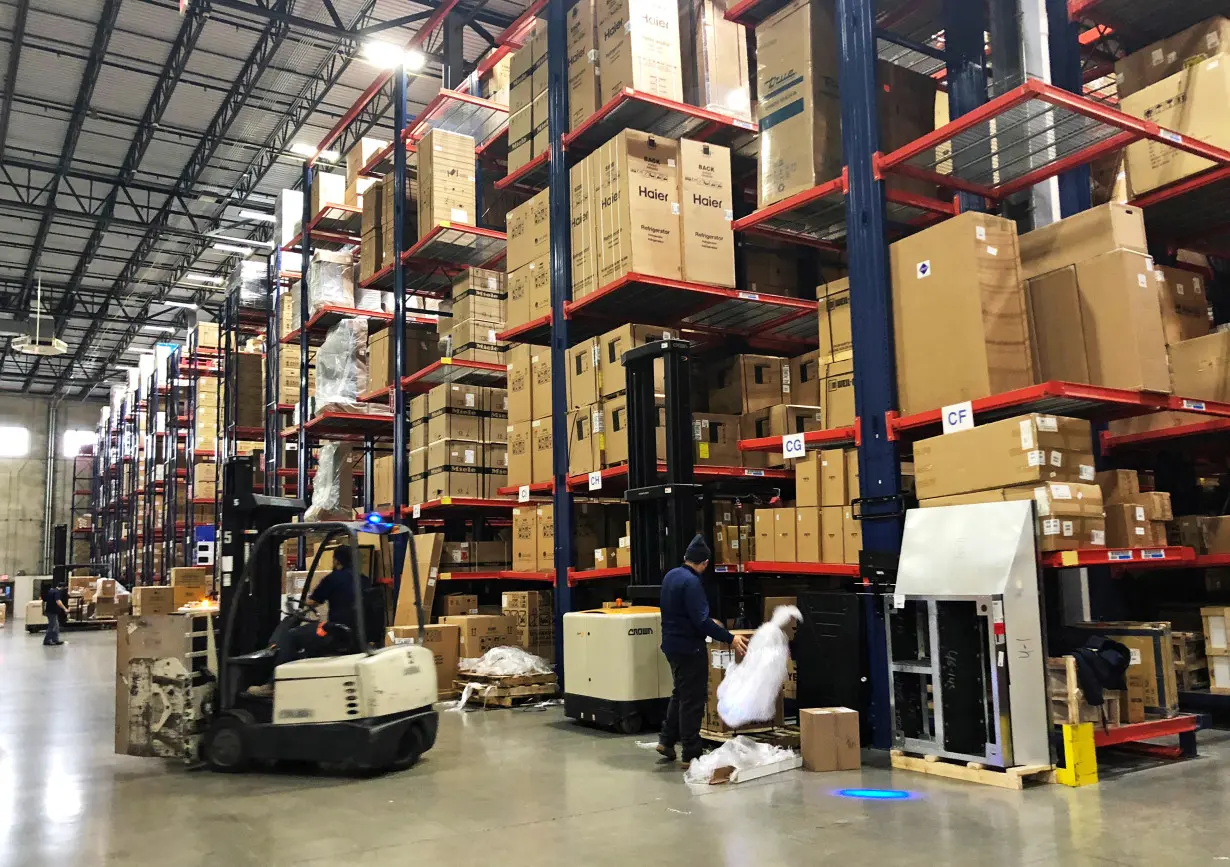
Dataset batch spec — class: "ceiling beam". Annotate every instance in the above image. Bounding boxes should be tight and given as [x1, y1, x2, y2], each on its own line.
[0, 0, 31, 165]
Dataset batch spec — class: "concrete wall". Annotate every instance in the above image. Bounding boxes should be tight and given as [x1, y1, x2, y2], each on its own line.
[0, 395, 103, 575]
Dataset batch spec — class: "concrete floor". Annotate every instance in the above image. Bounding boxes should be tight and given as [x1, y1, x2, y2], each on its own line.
[3, 628, 1230, 867]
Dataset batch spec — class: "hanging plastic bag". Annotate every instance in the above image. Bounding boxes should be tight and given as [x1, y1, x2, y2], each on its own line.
[716, 605, 801, 728]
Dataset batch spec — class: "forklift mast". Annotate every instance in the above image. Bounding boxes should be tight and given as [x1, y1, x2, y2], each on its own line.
[219, 455, 305, 657]
[623, 339, 702, 601]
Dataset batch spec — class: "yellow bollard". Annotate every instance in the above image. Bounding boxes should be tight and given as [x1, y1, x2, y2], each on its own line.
[1054, 722, 1098, 787]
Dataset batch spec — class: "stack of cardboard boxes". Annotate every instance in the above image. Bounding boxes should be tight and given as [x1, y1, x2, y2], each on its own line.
[344, 137, 387, 209]
[512, 500, 629, 572]
[417, 129, 477, 234]
[753, 447, 860, 565]
[1096, 469, 1172, 547]
[502, 590, 555, 661]
[508, 20, 548, 174]
[439, 267, 508, 365]
[712, 503, 755, 565]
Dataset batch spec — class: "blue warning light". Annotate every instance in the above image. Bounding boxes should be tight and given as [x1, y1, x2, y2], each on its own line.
[835, 788, 915, 801]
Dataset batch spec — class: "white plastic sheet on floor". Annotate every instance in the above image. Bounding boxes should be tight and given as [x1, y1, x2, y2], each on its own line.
[683, 736, 798, 785]
[716, 605, 802, 728]
[448, 646, 554, 712]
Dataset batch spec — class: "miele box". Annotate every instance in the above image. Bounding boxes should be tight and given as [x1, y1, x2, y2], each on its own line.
[1018, 203, 1148, 281]
[1122, 57, 1230, 197]
[451, 267, 506, 322]
[508, 105, 534, 174]
[755, 0, 841, 207]
[1025, 250, 1170, 393]
[507, 344, 533, 424]
[921, 482, 1106, 552]
[510, 25, 537, 113]
[567, 0, 601, 130]
[531, 91, 550, 157]
[678, 138, 735, 288]
[596, 131, 682, 285]
[1115, 16, 1230, 99]
[598, 323, 678, 398]
[424, 439, 482, 500]
[596, 0, 684, 105]
[1155, 265, 1211, 346]
[507, 188, 550, 272]
[1169, 331, 1230, 403]
[817, 278, 851, 362]
[531, 418, 554, 484]
[912, 414, 1096, 500]
[441, 318, 507, 366]
[708, 354, 787, 414]
[568, 337, 602, 410]
[678, 0, 752, 122]
[891, 212, 1032, 415]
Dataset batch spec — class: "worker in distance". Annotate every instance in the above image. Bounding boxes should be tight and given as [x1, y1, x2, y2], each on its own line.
[656, 534, 748, 766]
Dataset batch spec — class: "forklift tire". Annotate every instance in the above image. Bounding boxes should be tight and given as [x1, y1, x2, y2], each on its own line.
[388, 721, 425, 772]
[204, 713, 252, 773]
[617, 712, 643, 735]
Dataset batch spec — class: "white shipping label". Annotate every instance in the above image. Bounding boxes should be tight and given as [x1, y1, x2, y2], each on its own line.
[1152, 48, 1165, 65]
[464, 449, 476, 464]
[1063, 521, 1074, 537]
[667, 159, 676, 168]
[412, 504, 421, 518]
[1042, 518, 1061, 536]
[465, 393, 476, 407]
[1034, 489, 1051, 515]
[1138, 273, 1148, 288]
[488, 329, 498, 343]
[893, 594, 905, 609]
[1130, 648, 1142, 665]
[1135, 526, 1146, 536]
[1036, 416, 1058, 432]
[916, 260, 932, 279]
[1210, 32, 1221, 49]
[671, 202, 680, 215]
[1080, 464, 1095, 481]
[451, 208, 469, 223]
[592, 344, 600, 364]
[1027, 450, 1045, 467]
[1135, 506, 1146, 521]
[975, 226, 986, 241]
[986, 246, 998, 257]
[1020, 420, 1035, 450]
[592, 411, 604, 432]
[1050, 450, 1064, 467]
[942, 401, 974, 434]
[1051, 484, 1073, 500]
[782, 365, 792, 389]
[1091, 530, 1106, 546]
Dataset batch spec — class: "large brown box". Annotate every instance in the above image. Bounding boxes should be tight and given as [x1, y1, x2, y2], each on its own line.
[822, 358, 855, 428]
[595, 131, 682, 286]
[439, 614, 519, 658]
[506, 188, 550, 272]
[795, 507, 821, 563]
[1169, 331, 1230, 403]
[512, 506, 538, 570]
[598, 324, 678, 398]
[921, 482, 1106, 553]
[602, 395, 629, 465]
[790, 350, 824, 406]
[772, 507, 796, 562]
[567, 0, 601, 130]
[709, 355, 787, 414]
[817, 278, 851, 363]
[386, 624, 461, 695]
[1155, 264, 1211, 346]
[1095, 469, 1142, 506]
[1105, 503, 1150, 548]
[800, 707, 860, 772]
[678, 0, 752, 123]
[507, 343, 533, 424]
[568, 337, 601, 411]
[1121, 58, 1230, 197]
[531, 418, 554, 484]
[417, 128, 477, 233]
[567, 404, 604, 477]
[535, 504, 555, 572]
[131, 586, 176, 617]
[740, 404, 823, 469]
[570, 156, 599, 300]
[678, 138, 736, 288]
[891, 213, 1032, 415]
[913, 414, 1095, 500]
[754, 508, 775, 562]
[1115, 17, 1230, 99]
[693, 413, 741, 466]
[596, 0, 684, 105]
[795, 451, 822, 508]
[1018, 203, 1148, 281]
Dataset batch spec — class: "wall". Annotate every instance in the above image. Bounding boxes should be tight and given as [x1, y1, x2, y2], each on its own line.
[0, 395, 103, 576]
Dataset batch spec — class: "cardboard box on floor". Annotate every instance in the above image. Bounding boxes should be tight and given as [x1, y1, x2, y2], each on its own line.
[891, 212, 1032, 416]
[800, 707, 861, 771]
[387, 624, 461, 695]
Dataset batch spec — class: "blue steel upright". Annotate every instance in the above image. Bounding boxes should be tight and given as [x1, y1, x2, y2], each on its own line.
[1046, 0, 1093, 218]
[943, 0, 990, 214]
[546, 0, 573, 675]
[836, 0, 903, 750]
[297, 162, 313, 511]
[392, 66, 410, 519]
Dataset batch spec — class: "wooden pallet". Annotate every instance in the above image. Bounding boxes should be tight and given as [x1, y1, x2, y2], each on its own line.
[454, 671, 556, 688]
[890, 750, 1052, 790]
[453, 677, 559, 708]
[701, 726, 800, 749]
[1047, 656, 1120, 726]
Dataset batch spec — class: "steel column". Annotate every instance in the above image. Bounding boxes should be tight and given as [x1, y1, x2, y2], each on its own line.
[837, 0, 902, 750]
[942, 0, 990, 214]
[297, 163, 312, 514]
[443, 9, 466, 90]
[392, 66, 410, 520]
[265, 251, 278, 493]
[546, 0, 573, 675]
[1047, 0, 1092, 218]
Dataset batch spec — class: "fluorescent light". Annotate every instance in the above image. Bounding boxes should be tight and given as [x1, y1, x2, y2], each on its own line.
[289, 142, 339, 162]
[213, 242, 252, 255]
[238, 209, 277, 223]
[141, 325, 177, 334]
[184, 273, 224, 285]
[125, 347, 156, 355]
[211, 233, 274, 249]
[161, 301, 198, 310]
[362, 41, 425, 72]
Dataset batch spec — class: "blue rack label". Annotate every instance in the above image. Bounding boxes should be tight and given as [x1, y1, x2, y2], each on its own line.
[1108, 550, 1134, 561]
[743, 469, 765, 477]
[1142, 549, 1165, 560]
[1182, 399, 1206, 410]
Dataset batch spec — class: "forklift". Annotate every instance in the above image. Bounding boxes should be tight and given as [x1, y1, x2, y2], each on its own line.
[198, 457, 439, 773]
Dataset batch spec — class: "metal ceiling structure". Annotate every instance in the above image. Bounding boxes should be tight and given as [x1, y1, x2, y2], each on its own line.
[0, 0, 526, 397]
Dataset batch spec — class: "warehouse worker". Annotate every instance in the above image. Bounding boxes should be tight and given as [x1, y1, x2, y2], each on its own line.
[656, 535, 748, 765]
[42, 582, 68, 647]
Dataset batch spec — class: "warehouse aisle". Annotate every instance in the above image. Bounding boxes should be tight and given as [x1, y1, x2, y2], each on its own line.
[1, 627, 1228, 867]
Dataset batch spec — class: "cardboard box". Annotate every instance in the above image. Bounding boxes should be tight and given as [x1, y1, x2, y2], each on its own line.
[1170, 330, 1230, 403]
[507, 344, 533, 424]
[131, 586, 176, 616]
[386, 624, 461, 695]
[507, 188, 550, 271]
[771, 507, 796, 562]
[616, 535, 632, 568]
[417, 128, 477, 232]
[1072, 622, 1179, 716]
[1105, 503, 1150, 548]
[709, 354, 787, 414]
[820, 506, 843, 563]
[503, 590, 555, 659]
[346, 137, 388, 186]
[693, 413, 741, 465]
[570, 156, 599, 300]
[754, 509, 775, 562]
[531, 418, 554, 484]
[1202, 606, 1230, 656]
[817, 279, 851, 363]
[169, 567, 209, 607]
[740, 404, 823, 469]
[1115, 16, 1230, 98]
[795, 507, 821, 562]
[1122, 58, 1230, 197]
[1143, 491, 1173, 521]
[603, 394, 629, 465]
[440, 614, 519, 658]
[800, 707, 860, 772]
[506, 422, 532, 488]
[820, 448, 847, 507]
[595, 131, 682, 286]
[679, 0, 752, 122]
[921, 482, 1106, 552]
[912, 414, 1095, 500]
[822, 358, 855, 428]
[596, 0, 683, 105]
[790, 350, 824, 406]
[1095, 469, 1141, 506]
[531, 91, 549, 157]
[536, 504, 555, 571]
[442, 594, 479, 616]
[567, 0, 601, 130]
[598, 323, 678, 398]
[568, 405, 604, 477]
[512, 506, 538, 570]
[310, 171, 346, 216]
[1155, 265, 1210, 346]
[568, 337, 601, 410]
[1019, 203, 1148, 281]
[891, 212, 1031, 415]
[678, 138, 735, 288]
[795, 451, 822, 508]
[843, 507, 862, 564]
[705, 632, 785, 733]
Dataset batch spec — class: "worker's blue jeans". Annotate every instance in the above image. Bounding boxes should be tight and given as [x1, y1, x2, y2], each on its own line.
[43, 614, 61, 645]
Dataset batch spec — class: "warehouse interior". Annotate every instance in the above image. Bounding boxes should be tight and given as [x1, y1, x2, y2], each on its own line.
[3, 0, 1230, 863]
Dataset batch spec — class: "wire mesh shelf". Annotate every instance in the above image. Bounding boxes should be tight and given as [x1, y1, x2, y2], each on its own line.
[495, 151, 550, 193]
[280, 306, 393, 346]
[1068, 0, 1227, 50]
[360, 358, 508, 402]
[281, 204, 362, 252]
[497, 314, 552, 346]
[406, 222, 507, 270]
[405, 89, 510, 148]
[281, 410, 395, 442]
[563, 89, 757, 159]
[877, 80, 1230, 202]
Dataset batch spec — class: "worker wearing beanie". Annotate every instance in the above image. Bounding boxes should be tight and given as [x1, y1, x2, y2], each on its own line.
[656, 534, 749, 765]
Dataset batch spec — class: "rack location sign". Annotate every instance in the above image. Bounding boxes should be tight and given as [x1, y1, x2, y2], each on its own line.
[941, 401, 974, 434]
[782, 433, 807, 460]
[588, 471, 602, 491]
[517, 485, 530, 503]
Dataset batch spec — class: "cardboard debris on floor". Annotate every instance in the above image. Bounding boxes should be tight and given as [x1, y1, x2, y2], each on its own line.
[684, 735, 801, 785]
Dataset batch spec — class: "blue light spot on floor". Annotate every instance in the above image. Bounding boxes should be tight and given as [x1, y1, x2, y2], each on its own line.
[835, 788, 915, 801]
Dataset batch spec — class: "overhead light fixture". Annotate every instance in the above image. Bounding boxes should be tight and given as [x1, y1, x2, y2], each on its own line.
[289, 142, 339, 162]
[362, 41, 425, 72]
[125, 346, 156, 355]
[161, 300, 198, 310]
[213, 242, 252, 255]
[184, 272, 224, 285]
[238, 209, 277, 223]
[141, 325, 177, 334]
[210, 233, 274, 250]
[13, 278, 68, 357]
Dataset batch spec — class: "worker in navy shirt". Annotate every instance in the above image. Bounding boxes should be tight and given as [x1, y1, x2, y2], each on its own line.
[656, 535, 748, 765]
[307, 544, 358, 633]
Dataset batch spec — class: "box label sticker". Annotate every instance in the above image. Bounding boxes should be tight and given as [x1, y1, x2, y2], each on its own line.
[1062, 520, 1074, 537]
[1091, 529, 1105, 546]
[517, 485, 530, 502]
[782, 432, 807, 460]
[1142, 549, 1166, 560]
[1050, 450, 1063, 467]
[1051, 484, 1073, 500]
[975, 226, 986, 241]
[1135, 506, 1146, 521]
[986, 246, 998, 257]
[1182, 400, 1206, 411]
[1135, 526, 1146, 535]
[1036, 416, 1058, 432]
[1020, 419, 1035, 450]
[1079, 464, 1095, 481]
[892, 594, 905, 609]
[412, 504, 421, 518]
[1042, 518, 1061, 536]
[916, 260, 932, 279]
[1130, 647, 1142, 665]
[698, 442, 710, 459]
[1027, 450, 1045, 467]
[942, 401, 974, 434]
[1137, 273, 1147, 288]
